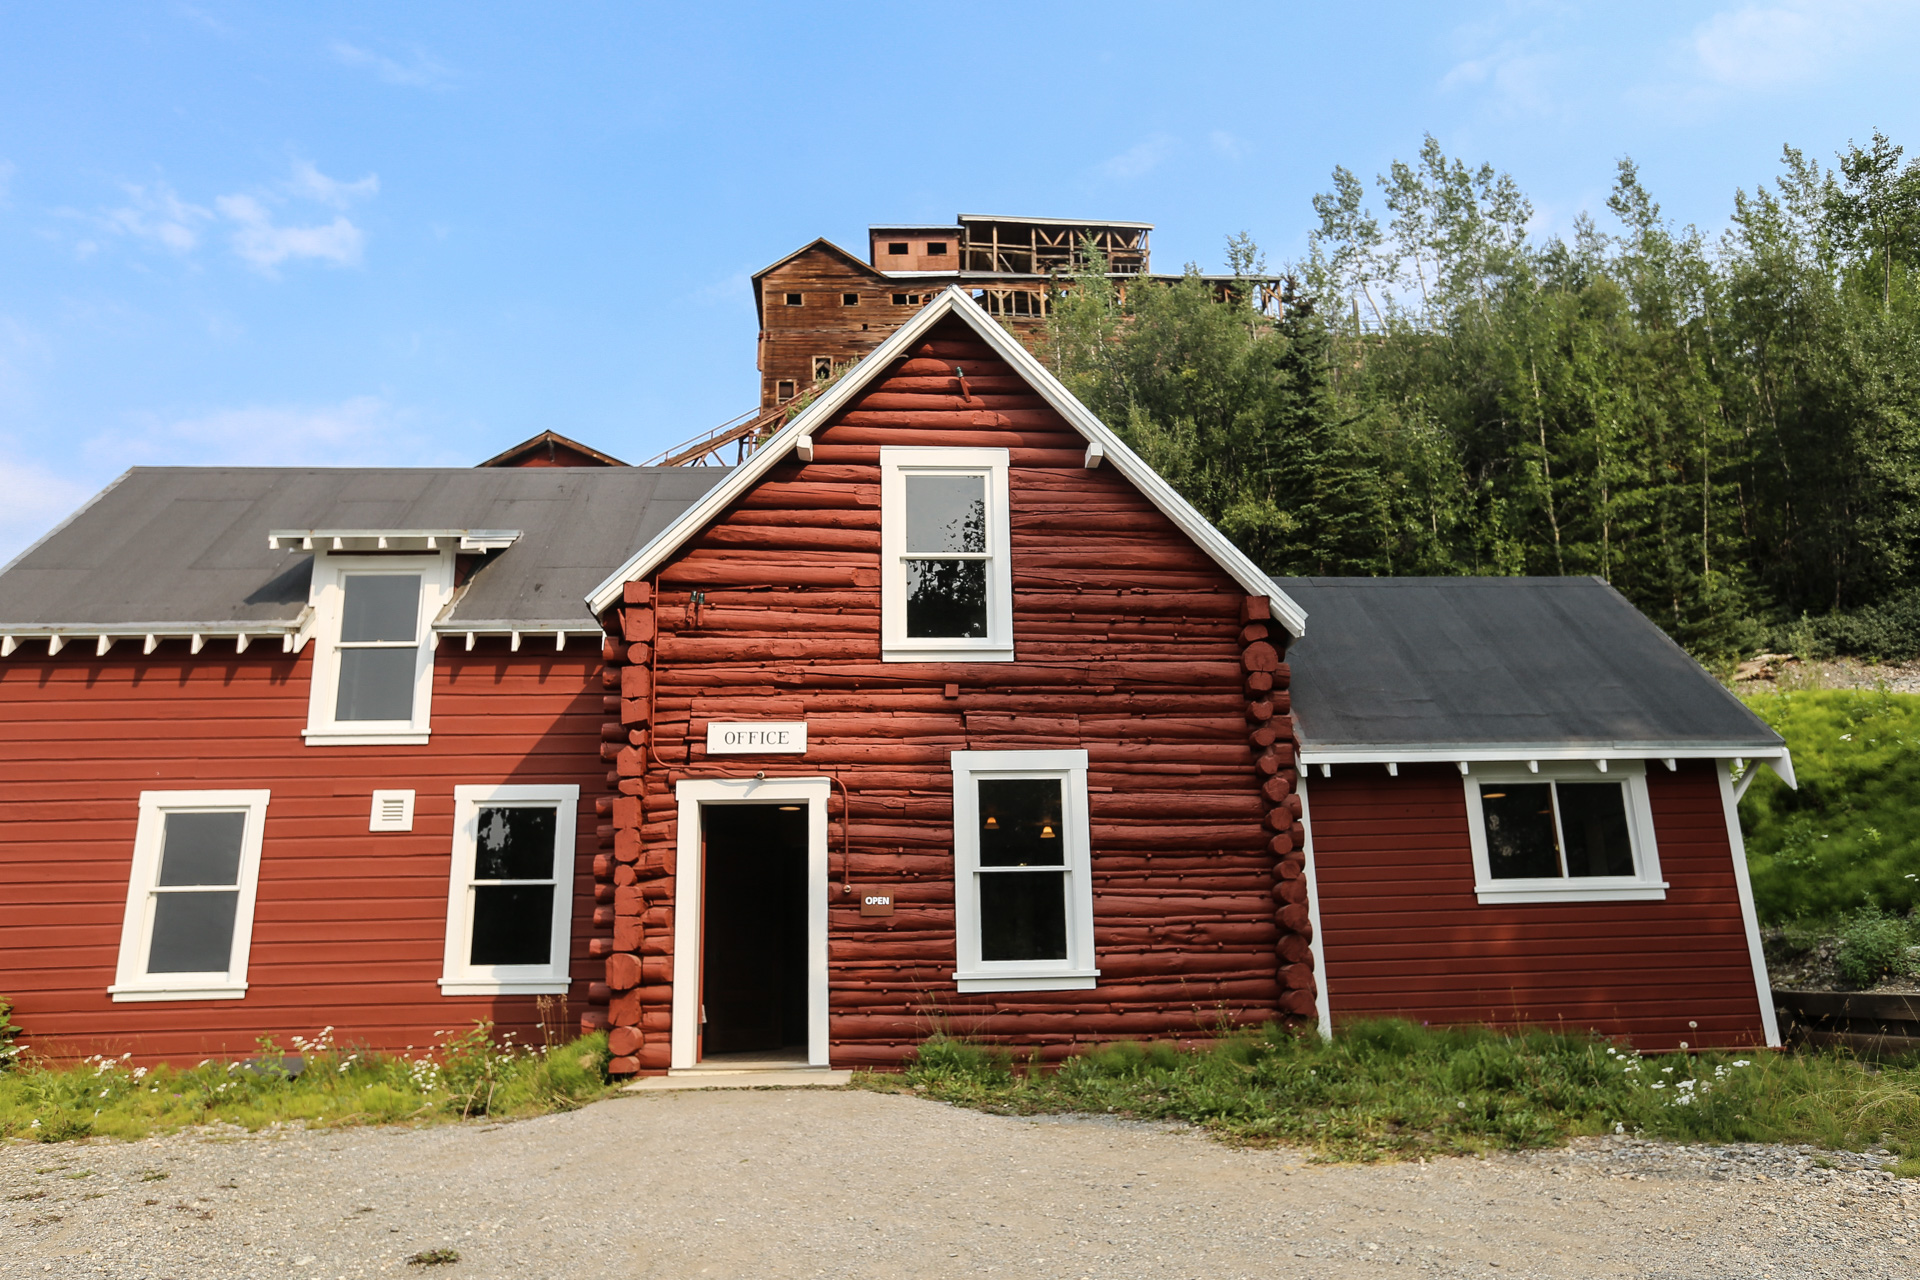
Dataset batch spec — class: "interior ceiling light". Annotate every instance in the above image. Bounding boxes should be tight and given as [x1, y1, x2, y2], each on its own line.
[984, 816, 998, 829]
[1041, 823, 1056, 839]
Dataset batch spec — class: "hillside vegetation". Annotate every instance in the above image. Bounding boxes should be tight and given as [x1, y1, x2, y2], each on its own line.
[1045, 131, 1920, 663]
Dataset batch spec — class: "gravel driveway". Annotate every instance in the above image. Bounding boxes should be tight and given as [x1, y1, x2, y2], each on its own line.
[2, 1087, 1913, 1279]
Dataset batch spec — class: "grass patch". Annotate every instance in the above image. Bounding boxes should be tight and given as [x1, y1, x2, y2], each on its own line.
[0, 1022, 613, 1144]
[860, 1021, 1920, 1165]
[1739, 689, 1920, 922]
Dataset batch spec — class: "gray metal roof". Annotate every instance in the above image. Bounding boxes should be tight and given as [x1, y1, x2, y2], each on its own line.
[0, 466, 729, 630]
[1273, 576, 1782, 756]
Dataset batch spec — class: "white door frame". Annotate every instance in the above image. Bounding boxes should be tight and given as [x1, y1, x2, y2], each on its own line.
[671, 776, 831, 1069]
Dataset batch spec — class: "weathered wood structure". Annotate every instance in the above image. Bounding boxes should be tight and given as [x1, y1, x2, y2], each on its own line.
[753, 214, 1278, 414]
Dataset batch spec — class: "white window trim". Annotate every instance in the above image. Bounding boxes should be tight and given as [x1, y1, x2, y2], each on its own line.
[1463, 761, 1667, 904]
[302, 552, 453, 746]
[950, 749, 1098, 992]
[109, 790, 271, 1002]
[439, 783, 579, 996]
[880, 446, 1013, 663]
[671, 777, 832, 1070]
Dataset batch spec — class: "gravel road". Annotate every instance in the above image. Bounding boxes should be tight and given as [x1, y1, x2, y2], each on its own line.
[2, 1087, 1913, 1279]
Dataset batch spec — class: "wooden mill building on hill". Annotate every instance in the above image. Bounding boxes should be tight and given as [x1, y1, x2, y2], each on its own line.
[0, 286, 1794, 1077]
[753, 213, 1275, 414]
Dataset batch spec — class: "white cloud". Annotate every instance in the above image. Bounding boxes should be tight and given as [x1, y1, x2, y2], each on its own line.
[1689, 3, 1847, 89]
[215, 195, 364, 275]
[0, 454, 96, 571]
[329, 40, 453, 88]
[90, 396, 434, 469]
[288, 158, 378, 209]
[1097, 133, 1177, 181]
[1210, 131, 1250, 161]
[104, 181, 213, 253]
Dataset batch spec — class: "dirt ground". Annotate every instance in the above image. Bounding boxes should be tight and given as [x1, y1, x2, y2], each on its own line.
[2, 1087, 1913, 1279]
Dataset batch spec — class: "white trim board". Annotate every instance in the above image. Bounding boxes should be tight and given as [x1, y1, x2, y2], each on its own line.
[1717, 760, 1783, 1047]
[672, 777, 832, 1070]
[1301, 745, 1796, 789]
[1293, 776, 1333, 1040]
[584, 285, 1307, 636]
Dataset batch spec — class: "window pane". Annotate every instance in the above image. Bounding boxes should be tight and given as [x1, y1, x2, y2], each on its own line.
[978, 778, 1065, 867]
[906, 559, 987, 638]
[469, 885, 555, 965]
[1481, 783, 1560, 879]
[474, 806, 558, 881]
[340, 574, 421, 642]
[904, 475, 985, 553]
[1556, 783, 1636, 877]
[335, 648, 417, 721]
[979, 871, 1067, 961]
[156, 811, 246, 886]
[147, 890, 238, 973]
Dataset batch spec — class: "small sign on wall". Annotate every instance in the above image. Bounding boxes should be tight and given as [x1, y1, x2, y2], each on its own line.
[705, 721, 808, 754]
[860, 891, 896, 917]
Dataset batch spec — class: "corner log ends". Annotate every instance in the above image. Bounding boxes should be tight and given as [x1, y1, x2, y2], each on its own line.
[594, 579, 662, 1075]
[1240, 594, 1316, 1021]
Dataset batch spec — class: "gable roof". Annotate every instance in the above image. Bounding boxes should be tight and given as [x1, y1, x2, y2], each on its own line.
[1275, 576, 1787, 766]
[0, 466, 727, 637]
[749, 237, 883, 312]
[479, 430, 628, 468]
[585, 284, 1308, 633]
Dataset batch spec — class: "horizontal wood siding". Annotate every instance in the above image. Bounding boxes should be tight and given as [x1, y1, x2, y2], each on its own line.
[0, 645, 604, 1064]
[605, 315, 1294, 1072]
[1309, 761, 1766, 1050]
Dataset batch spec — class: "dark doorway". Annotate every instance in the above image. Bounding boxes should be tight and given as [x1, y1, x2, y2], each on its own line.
[700, 803, 808, 1057]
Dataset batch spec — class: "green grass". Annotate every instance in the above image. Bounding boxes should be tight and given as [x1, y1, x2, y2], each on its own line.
[0, 1023, 614, 1143]
[859, 1022, 1920, 1167]
[1740, 688, 1920, 922]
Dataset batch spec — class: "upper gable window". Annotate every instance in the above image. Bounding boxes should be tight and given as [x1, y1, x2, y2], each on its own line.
[880, 447, 1012, 662]
[927, 241, 949, 255]
[304, 553, 453, 746]
[887, 241, 909, 254]
[784, 292, 802, 306]
[1463, 762, 1667, 904]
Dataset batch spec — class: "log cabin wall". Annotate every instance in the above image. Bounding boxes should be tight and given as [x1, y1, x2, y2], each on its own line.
[1306, 760, 1767, 1051]
[595, 314, 1312, 1074]
[0, 642, 604, 1064]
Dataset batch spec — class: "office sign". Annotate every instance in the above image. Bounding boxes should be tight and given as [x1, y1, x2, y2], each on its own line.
[705, 721, 808, 754]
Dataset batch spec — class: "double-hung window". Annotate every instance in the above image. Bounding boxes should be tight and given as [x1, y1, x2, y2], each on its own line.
[950, 750, 1097, 991]
[881, 447, 1013, 662]
[440, 784, 579, 995]
[304, 553, 452, 745]
[110, 791, 270, 1001]
[1464, 763, 1667, 903]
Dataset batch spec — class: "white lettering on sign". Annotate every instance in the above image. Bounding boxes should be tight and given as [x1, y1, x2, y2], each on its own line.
[706, 721, 808, 755]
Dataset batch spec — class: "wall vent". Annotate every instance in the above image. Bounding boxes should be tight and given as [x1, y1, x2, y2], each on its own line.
[370, 789, 416, 832]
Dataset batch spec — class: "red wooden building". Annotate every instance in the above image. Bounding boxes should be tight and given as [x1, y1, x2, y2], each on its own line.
[0, 287, 1791, 1074]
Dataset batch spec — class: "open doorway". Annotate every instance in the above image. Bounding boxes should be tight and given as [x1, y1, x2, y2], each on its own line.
[699, 803, 808, 1058]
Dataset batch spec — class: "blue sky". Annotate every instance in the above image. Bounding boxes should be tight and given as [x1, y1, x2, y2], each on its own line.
[4, 1, 1918, 563]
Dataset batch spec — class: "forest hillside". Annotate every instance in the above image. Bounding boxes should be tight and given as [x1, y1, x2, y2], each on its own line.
[1043, 133, 1920, 664]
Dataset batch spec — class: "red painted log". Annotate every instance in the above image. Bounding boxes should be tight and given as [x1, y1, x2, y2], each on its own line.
[1261, 775, 1292, 803]
[624, 581, 653, 605]
[1278, 904, 1312, 934]
[1281, 963, 1317, 993]
[620, 667, 652, 701]
[580, 1011, 608, 1033]
[1247, 700, 1273, 722]
[594, 884, 614, 904]
[1241, 596, 1272, 623]
[1276, 879, 1308, 905]
[1268, 832, 1296, 856]
[614, 919, 643, 951]
[1275, 858, 1305, 882]
[606, 953, 641, 990]
[587, 982, 611, 1005]
[1280, 990, 1317, 1018]
[1242, 642, 1280, 673]
[603, 637, 628, 663]
[607, 1056, 641, 1076]
[621, 697, 649, 726]
[612, 795, 642, 828]
[592, 854, 614, 880]
[1239, 624, 1269, 645]
[1245, 671, 1274, 695]
[592, 906, 615, 928]
[608, 1026, 643, 1057]
[623, 610, 656, 643]
[614, 829, 641, 863]
[614, 865, 637, 887]
[1279, 934, 1314, 965]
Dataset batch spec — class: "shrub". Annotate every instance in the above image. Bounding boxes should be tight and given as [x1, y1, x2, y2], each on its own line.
[1836, 912, 1918, 986]
[0, 997, 22, 1071]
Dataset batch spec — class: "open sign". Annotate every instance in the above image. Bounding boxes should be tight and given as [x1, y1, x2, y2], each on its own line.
[859, 892, 895, 918]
